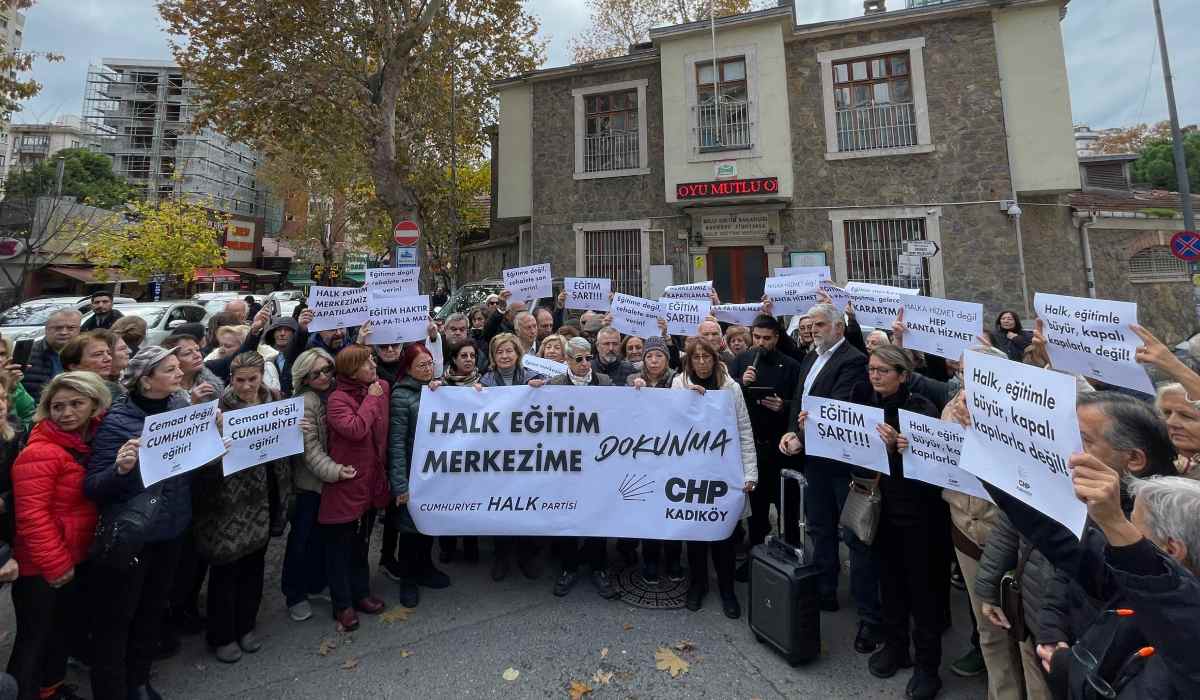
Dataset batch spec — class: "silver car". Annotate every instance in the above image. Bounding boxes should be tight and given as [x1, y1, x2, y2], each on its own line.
[0, 295, 138, 341]
[81, 302, 209, 346]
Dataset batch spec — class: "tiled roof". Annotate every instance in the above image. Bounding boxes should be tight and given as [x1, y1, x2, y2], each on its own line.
[1068, 189, 1200, 213]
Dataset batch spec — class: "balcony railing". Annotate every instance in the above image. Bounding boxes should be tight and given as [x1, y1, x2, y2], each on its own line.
[698, 97, 751, 150]
[906, 0, 962, 7]
[583, 129, 639, 173]
[835, 102, 918, 152]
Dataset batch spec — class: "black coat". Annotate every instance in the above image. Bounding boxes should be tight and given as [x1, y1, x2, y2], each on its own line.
[21, 338, 58, 403]
[848, 381, 942, 520]
[592, 356, 636, 388]
[787, 340, 868, 473]
[729, 348, 801, 445]
[81, 309, 124, 331]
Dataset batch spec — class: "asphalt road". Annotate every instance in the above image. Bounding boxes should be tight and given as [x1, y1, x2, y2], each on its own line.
[0, 535, 987, 699]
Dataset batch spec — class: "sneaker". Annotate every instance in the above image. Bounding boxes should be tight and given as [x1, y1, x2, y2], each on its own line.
[906, 667, 943, 699]
[415, 567, 451, 589]
[685, 584, 707, 611]
[517, 556, 542, 580]
[855, 621, 882, 654]
[288, 600, 313, 622]
[354, 596, 386, 615]
[721, 593, 741, 619]
[950, 646, 986, 678]
[381, 560, 404, 582]
[238, 631, 263, 654]
[666, 563, 686, 582]
[869, 643, 913, 679]
[491, 555, 511, 582]
[214, 642, 242, 664]
[399, 580, 420, 608]
[641, 561, 659, 585]
[553, 570, 578, 597]
[592, 570, 619, 599]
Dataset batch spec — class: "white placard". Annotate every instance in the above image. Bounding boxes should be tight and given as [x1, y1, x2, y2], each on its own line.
[306, 286, 370, 332]
[901, 295, 984, 360]
[367, 294, 430, 345]
[409, 386, 746, 539]
[819, 281, 851, 313]
[222, 397, 304, 476]
[712, 303, 763, 326]
[1034, 293, 1154, 395]
[898, 409, 992, 501]
[661, 281, 713, 301]
[564, 277, 611, 312]
[138, 400, 225, 487]
[503, 263, 552, 302]
[802, 395, 891, 475]
[521, 355, 569, 378]
[845, 282, 919, 328]
[958, 350, 1086, 537]
[659, 298, 712, 336]
[764, 275, 821, 316]
[365, 267, 419, 298]
[610, 293, 661, 339]
[775, 266, 832, 280]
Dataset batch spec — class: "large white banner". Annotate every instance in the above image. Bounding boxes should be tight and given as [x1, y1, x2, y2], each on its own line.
[802, 395, 891, 475]
[409, 386, 747, 539]
[610, 293, 661, 339]
[659, 298, 711, 336]
[901, 295, 984, 360]
[503, 263, 552, 302]
[1033, 292, 1154, 394]
[367, 294, 429, 345]
[223, 397, 305, 476]
[764, 275, 821, 316]
[958, 350, 1086, 537]
[898, 409, 992, 501]
[660, 281, 713, 301]
[712, 303, 762, 326]
[365, 267, 419, 298]
[306, 286, 369, 332]
[139, 400, 224, 487]
[845, 282, 918, 328]
[563, 277, 611, 311]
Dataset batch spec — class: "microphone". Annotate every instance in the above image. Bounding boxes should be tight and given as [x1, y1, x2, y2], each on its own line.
[748, 348, 761, 385]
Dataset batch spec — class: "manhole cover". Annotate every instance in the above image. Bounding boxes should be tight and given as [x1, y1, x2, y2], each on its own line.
[613, 565, 689, 609]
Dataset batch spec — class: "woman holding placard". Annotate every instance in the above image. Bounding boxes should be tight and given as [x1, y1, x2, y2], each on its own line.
[438, 340, 482, 564]
[670, 338, 757, 618]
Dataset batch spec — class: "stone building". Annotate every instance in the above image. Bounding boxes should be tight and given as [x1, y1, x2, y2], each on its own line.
[485, 0, 1088, 324]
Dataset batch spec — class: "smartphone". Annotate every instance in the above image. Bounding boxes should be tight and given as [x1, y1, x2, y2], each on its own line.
[12, 338, 34, 367]
[263, 298, 279, 317]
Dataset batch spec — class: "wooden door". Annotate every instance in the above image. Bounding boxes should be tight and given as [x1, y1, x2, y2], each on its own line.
[708, 246, 766, 303]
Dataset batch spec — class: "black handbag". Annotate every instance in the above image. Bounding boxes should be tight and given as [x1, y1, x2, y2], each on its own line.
[1000, 542, 1032, 642]
[89, 484, 166, 570]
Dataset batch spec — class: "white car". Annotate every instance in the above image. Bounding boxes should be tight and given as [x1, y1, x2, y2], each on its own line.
[80, 302, 209, 346]
[0, 295, 137, 341]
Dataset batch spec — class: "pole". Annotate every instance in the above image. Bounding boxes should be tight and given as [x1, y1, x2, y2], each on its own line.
[449, 49, 458, 290]
[1153, 0, 1194, 230]
[709, 5, 720, 146]
[54, 157, 65, 197]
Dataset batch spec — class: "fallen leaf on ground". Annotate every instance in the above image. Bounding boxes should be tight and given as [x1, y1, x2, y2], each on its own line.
[622, 623, 634, 631]
[381, 607, 413, 624]
[567, 679, 593, 699]
[674, 640, 696, 652]
[502, 667, 520, 681]
[318, 638, 337, 656]
[592, 669, 614, 686]
[341, 657, 359, 670]
[600, 647, 609, 659]
[400, 650, 413, 658]
[655, 646, 690, 678]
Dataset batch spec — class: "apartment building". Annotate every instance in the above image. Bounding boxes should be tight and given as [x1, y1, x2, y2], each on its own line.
[1, 116, 97, 189]
[0, 4, 26, 176]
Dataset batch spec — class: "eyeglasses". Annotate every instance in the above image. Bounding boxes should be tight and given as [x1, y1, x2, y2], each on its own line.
[571, 355, 593, 363]
[487, 300, 499, 306]
[307, 365, 334, 380]
[377, 343, 402, 350]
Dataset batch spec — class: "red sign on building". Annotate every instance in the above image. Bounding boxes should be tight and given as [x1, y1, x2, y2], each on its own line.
[676, 177, 780, 201]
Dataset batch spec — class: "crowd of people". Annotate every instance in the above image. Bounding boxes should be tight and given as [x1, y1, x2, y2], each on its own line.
[0, 286, 1196, 700]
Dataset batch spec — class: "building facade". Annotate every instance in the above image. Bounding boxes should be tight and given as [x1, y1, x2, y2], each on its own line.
[0, 4, 26, 178]
[1, 116, 98, 190]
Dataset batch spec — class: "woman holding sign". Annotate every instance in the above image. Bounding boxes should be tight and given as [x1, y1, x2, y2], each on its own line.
[670, 338, 757, 618]
[438, 340, 481, 564]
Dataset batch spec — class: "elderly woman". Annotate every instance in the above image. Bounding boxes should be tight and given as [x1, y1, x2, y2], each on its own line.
[538, 334, 567, 364]
[85, 346, 191, 700]
[207, 325, 249, 362]
[110, 315, 148, 357]
[0, 336, 35, 430]
[1156, 383, 1200, 478]
[61, 330, 119, 399]
[724, 326, 750, 357]
[621, 335, 645, 364]
[7, 372, 110, 700]
[162, 333, 225, 406]
[672, 337, 757, 618]
[629, 337, 682, 583]
[437, 339, 482, 564]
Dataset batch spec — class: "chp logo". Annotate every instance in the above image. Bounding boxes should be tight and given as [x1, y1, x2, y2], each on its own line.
[665, 478, 729, 504]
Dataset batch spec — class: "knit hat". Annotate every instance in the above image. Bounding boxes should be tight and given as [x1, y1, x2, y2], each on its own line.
[121, 345, 180, 392]
[643, 336, 669, 360]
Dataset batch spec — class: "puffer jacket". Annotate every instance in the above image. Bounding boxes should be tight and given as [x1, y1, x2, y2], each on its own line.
[21, 338, 58, 402]
[939, 400, 1000, 550]
[670, 373, 758, 492]
[12, 417, 101, 580]
[319, 377, 389, 524]
[387, 375, 425, 497]
[975, 510, 1062, 642]
[290, 389, 344, 495]
[85, 392, 193, 543]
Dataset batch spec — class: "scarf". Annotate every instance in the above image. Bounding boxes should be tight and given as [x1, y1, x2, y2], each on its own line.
[496, 365, 517, 386]
[687, 370, 720, 392]
[444, 367, 481, 386]
[569, 369, 593, 386]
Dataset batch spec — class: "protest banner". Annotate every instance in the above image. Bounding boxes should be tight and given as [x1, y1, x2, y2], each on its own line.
[502, 263, 552, 303]
[802, 396, 891, 475]
[763, 275, 821, 316]
[898, 409, 992, 501]
[775, 265, 831, 280]
[408, 386, 746, 540]
[564, 277, 611, 312]
[659, 298, 711, 336]
[819, 281, 851, 313]
[138, 400, 224, 487]
[522, 354, 569, 379]
[610, 293, 661, 338]
[660, 281, 713, 301]
[958, 350, 1086, 537]
[1034, 292, 1154, 395]
[365, 267, 419, 298]
[223, 397, 304, 476]
[844, 281, 918, 328]
[712, 303, 762, 326]
[306, 286, 369, 332]
[367, 294, 430, 345]
[900, 295, 984, 360]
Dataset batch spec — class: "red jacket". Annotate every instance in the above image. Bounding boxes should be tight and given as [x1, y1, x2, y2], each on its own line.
[13, 417, 101, 581]
[319, 378, 390, 525]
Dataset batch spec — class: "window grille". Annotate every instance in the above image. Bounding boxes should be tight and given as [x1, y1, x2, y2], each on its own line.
[1128, 246, 1188, 283]
[583, 90, 639, 173]
[843, 218, 930, 294]
[585, 229, 642, 296]
[833, 52, 918, 152]
[696, 57, 751, 150]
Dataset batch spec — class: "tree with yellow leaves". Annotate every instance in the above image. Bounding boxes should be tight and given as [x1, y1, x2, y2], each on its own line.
[84, 197, 226, 284]
[568, 0, 761, 63]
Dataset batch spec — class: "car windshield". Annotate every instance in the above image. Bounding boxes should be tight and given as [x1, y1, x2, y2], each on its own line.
[436, 285, 502, 320]
[113, 305, 168, 328]
[0, 301, 73, 327]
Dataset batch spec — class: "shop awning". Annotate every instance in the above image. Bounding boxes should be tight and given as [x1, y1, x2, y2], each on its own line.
[194, 267, 241, 282]
[47, 266, 137, 284]
[232, 267, 281, 278]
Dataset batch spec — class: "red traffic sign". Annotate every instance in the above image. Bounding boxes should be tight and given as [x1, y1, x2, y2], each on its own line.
[393, 218, 420, 247]
[1170, 231, 1200, 261]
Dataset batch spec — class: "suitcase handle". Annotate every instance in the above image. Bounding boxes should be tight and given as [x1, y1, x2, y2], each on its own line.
[769, 468, 808, 564]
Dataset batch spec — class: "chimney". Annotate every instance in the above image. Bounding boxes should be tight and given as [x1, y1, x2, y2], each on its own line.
[864, 0, 886, 14]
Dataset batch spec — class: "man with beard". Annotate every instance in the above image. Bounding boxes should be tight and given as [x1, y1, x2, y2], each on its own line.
[592, 326, 636, 387]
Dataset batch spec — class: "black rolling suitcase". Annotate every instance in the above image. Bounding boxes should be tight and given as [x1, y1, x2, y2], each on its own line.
[747, 468, 821, 665]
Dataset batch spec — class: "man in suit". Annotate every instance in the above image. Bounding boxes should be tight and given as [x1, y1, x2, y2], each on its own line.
[780, 302, 883, 654]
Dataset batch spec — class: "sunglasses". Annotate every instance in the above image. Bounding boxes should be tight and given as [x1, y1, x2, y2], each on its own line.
[308, 365, 334, 380]
[377, 343, 402, 350]
[487, 300, 499, 305]
[571, 355, 593, 363]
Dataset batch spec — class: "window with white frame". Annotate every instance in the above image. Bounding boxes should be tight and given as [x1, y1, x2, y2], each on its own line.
[584, 228, 643, 295]
[696, 57, 751, 151]
[830, 207, 944, 297]
[818, 38, 933, 160]
[1128, 245, 1188, 283]
[573, 80, 650, 180]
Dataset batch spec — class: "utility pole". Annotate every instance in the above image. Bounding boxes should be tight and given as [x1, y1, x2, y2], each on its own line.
[1153, 0, 1194, 230]
[54, 156, 65, 197]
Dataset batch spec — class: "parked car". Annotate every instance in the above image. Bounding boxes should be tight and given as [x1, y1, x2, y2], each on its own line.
[433, 279, 562, 321]
[0, 295, 137, 341]
[81, 302, 209, 346]
[192, 292, 267, 312]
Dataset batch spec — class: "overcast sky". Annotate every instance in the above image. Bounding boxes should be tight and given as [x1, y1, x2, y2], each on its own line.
[16, 0, 1198, 131]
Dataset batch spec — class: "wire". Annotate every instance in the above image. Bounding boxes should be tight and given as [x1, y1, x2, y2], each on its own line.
[1135, 25, 1158, 127]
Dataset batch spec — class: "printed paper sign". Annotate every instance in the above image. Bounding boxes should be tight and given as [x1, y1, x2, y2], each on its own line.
[522, 355, 569, 379]
[306, 286, 370, 332]
[365, 267, 419, 298]
[898, 410, 992, 501]
[819, 281, 851, 313]
[802, 396, 891, 475]
[712, 303, 763, 326]
[661, 281, 713, 301]
[139, 400, 224, 487]
[564, 277, 611, 312]
[958, 350, 1086, 537]
[775, 266, 832, 280]
[659, 298, 712, 336]
[764, 275, 821, 316]
[409, 386, 746, 539]
[610, 293, 661, 339]
[223, 397, 304, 476]
[1034, 293, 1154, 395]
[367, 295, 430, 345]
[845, 282, 919, 328]
[503, 263, 552, 302]
[901, 295, 984, 360]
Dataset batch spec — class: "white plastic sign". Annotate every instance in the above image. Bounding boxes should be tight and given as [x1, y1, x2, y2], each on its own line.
[660, 281, 713, 301]
[367, 295, 430, 345]
[802, 396, 891, 475]
[503, 263, 552, 302]
[659, 298, 711, 336]
[898, 410, 992, 501]
[365, 267, 419, 298]
[901, 295, 984, 360]
[764, 275, 821, 316]
[1034, 293, 1154, 395]
[222, 397, 304, 476]
[610, 293, 661, 339]
[138, 400, 225, 487]
[563, 277, 611, 312]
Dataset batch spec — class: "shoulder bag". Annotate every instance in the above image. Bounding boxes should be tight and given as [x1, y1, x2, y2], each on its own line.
[89, 483, 166, 570]
[1000, 542, 1033, 641]
[839, 473, 882, 545]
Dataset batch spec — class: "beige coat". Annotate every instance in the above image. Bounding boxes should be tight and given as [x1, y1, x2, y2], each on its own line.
[939, 400, 1000, 549]
[290, 389, 345, 494]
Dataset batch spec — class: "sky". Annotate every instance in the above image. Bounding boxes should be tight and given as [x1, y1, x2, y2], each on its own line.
[14, 0, 1199, 131]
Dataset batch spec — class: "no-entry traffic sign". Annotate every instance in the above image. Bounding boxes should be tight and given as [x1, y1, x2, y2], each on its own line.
[1171, 231, 1200, 262]
[393, 217, 420, 247]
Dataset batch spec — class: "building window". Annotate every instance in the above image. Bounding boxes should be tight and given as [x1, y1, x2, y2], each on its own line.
[584, 228, 643, 296]
[829, 207, 945, 297]
[1128, 246, 1188, 283]
[572, 79, 650, 180]
[696, 57, 751, 151]
[818, 38, 933, 160]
